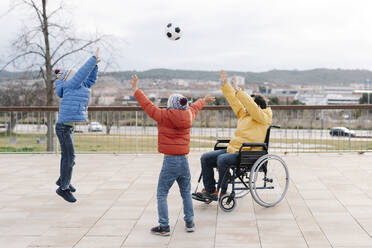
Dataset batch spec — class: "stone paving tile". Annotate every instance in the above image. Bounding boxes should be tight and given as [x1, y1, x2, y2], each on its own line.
[74, 236, 125, 248]
[1, 153, 372, 247]
[0, 236, 36, 248]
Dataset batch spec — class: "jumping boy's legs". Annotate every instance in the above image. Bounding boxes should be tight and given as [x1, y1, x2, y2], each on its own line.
[55, 123, 76, 203]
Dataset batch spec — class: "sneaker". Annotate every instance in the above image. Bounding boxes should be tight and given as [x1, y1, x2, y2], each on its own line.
[150, 225, 170, 236]
[56, 181, 76, 192]
[56, 188, 77, 203]
[185, 222, 195, 232]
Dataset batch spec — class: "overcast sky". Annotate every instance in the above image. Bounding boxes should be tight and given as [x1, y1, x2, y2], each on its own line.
[1, 0, 372, 72]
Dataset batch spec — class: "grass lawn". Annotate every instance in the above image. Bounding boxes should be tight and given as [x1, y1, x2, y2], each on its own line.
[0, 132, 371, 153]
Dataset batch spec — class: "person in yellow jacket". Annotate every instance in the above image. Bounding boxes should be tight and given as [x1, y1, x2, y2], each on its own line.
[197, 70, 273, 201]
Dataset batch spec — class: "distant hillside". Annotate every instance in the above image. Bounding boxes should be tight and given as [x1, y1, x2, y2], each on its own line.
[106, 68, 372, 85]
[0, 70, 39, 81]
[251, 69, 372, 85]
[2, 68, 372, 85]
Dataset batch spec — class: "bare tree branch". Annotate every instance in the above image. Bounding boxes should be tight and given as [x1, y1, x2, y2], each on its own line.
[47, 5, 63, 19]
[0, 2, 23, 19]
[1, 51, 44, 71]
[40, 66, 46, 81]
[50, 37, 74, 59]
[52, 38, 102, 67]
[22, 0, 43, 27]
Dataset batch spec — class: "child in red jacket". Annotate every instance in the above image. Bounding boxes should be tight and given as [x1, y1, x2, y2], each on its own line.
[131, 75, 214, 236]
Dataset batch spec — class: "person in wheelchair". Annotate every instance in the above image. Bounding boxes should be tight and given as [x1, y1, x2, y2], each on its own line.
[195, 70, 273, 202]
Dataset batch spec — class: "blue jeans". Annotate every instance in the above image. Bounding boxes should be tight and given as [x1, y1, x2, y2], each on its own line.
[201, 149, 239, 193]
[55, 123, 75, 190]
[157, 155, 193, 227]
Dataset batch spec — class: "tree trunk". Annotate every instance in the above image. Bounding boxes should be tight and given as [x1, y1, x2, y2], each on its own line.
[105, 112, 113, 135]
[106, 125, 112, 135]
[6, 112, 17, 135]
[42, 0, 55, 152]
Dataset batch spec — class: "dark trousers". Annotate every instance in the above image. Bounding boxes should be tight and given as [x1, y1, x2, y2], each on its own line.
[201, 149, 239, 193]
[55, 123, 75, 190]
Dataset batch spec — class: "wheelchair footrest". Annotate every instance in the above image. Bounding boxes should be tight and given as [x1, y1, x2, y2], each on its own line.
[192, 193, 211, 203]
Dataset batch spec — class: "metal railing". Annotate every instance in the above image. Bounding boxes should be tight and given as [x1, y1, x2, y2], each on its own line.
[0, 105, 371, 153]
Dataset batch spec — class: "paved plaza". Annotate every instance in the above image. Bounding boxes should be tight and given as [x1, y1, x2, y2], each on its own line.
[1, 153, 372, 247]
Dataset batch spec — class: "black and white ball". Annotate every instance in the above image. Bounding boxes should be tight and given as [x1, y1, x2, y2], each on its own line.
[165, 23, 181, 41]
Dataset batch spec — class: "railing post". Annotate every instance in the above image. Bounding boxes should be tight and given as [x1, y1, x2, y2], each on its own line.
[216, 110, 219, 140]
[55, 112, 58, 154]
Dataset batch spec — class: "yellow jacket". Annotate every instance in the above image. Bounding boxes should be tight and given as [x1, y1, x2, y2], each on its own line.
[221, 83, 273, 153]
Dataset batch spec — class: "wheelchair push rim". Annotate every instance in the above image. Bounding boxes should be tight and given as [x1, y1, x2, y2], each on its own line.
[249, 154, 289, 207]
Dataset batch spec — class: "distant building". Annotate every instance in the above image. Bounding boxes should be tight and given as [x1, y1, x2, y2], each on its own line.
[296, 93, 359, 105]
[326, 94, 359, 105]
[122, 96, 138, 106]
[297, 94, 327, 105]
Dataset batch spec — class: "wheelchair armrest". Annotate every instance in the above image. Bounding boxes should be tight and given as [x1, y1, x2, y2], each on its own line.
[239, 143, 267, 153]
[214, 139, 230, 150]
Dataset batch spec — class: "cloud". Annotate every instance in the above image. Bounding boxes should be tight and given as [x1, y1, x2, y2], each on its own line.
[1, 0, 372, 71]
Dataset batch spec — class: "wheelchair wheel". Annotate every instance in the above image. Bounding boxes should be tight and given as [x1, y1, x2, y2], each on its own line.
[249, 154, 289, 207]
[219, 193, 237, 212]
[221, 167, 250, 199]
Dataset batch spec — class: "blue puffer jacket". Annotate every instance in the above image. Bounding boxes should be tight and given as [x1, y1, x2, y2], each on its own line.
[55, 56, 98, 123]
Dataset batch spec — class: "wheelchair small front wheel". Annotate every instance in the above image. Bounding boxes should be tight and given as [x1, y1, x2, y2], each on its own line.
[249, 154, 289, 208]
[219, 194, 237, 212]
[221, 167, 250, 199]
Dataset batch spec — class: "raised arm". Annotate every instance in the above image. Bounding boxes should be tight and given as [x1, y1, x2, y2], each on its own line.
[235, 90, 272, 125]
[220, 71, 245, 118]
[131, 75, 162, 122]
[82, 65, 98, 88]
[66, 56, 98, 89]
[189, 95, 214, 120]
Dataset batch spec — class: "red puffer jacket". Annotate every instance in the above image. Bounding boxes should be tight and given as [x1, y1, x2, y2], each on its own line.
[134, 89, 206, 155]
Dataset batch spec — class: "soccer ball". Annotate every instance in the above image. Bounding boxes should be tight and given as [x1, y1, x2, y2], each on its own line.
[165, 23, 181, 41]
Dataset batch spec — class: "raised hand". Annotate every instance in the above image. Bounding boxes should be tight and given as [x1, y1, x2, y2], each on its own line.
[204, 95, 215, 103]
[220, 70, 228, 85]
[95, 48, 101, 64]
[131, 75, 138, 92]
[233, 74, 241, 91]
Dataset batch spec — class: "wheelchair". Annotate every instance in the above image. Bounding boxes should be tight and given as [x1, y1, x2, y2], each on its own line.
[192, 125, 289, 212]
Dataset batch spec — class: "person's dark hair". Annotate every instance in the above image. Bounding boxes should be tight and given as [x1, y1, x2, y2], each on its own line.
[251, 94, 267, 109]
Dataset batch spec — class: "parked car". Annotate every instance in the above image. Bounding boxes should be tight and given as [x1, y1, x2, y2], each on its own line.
[88, 122, 103, 132]
[329, 127, 356, 137]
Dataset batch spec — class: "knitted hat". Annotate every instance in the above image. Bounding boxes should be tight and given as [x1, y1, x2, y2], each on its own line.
[167, 94, 188, 110]
[54, 69, 72, 81]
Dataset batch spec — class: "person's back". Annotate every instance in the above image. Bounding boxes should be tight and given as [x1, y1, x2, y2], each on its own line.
[130, 75, 214, 236]
[221, 82, 273, 153]
[134, 89, 205, 155]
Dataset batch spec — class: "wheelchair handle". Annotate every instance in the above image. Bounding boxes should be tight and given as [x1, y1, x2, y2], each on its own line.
[239, 143, 267, 152]
[216, 139, 230, 143]
[270, 125, 280, 129]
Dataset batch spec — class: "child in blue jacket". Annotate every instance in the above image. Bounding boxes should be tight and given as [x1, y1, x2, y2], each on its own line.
[54, 49, 100, 202]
